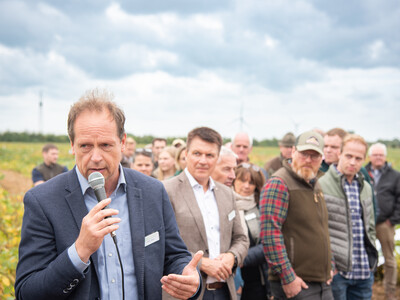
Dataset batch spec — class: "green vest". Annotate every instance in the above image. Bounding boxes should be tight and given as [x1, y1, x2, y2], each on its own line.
[270, 161, 332, 283]
[36, 163, 66, 182]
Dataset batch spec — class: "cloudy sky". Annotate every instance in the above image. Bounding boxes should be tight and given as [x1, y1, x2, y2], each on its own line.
[0, 0, 399, 142]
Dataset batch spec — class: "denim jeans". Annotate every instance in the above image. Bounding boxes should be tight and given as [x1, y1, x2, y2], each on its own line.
[331, 272, 374, 300]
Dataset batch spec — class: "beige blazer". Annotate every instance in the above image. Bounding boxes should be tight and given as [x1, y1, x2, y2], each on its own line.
[163, 171, 249, 299]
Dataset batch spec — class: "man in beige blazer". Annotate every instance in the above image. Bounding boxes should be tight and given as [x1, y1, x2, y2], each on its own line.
[164, 127, 249, 300]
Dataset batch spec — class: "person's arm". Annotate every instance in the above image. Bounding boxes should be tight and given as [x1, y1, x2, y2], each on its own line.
[389, 171, 400, 225]
[260, 178, 295, 284]
[161, 187, 202, 299]
[225, 190, 250, 267]
[260, 178, 309, 298]
[242, 243, 265, 267]
[31, 168, 44, 186]
[15, 194, 120, 300]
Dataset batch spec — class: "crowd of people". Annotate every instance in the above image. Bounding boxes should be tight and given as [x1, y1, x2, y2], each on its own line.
[22, 89, 399, 300]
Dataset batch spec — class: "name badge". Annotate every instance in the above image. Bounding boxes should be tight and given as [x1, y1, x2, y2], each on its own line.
[228, 210, 236, 221]
[244, 212, 256, 221]
[145, 231, 160, 247]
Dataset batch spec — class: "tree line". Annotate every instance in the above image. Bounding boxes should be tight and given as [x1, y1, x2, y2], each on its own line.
[0, 131, 399, 148]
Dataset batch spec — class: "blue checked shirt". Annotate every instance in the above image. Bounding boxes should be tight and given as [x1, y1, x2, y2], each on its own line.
[336, 167, 371, 280]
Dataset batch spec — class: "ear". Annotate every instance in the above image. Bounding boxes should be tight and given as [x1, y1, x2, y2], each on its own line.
[121, 133, 127, 152]
[70, 139, 75, 155]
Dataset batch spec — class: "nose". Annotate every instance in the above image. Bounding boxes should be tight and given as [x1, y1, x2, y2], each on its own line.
[91, 147, 103, 163]
[199, 154, 207, 164]
[305, 155, 313, 162]
[228, 170, 236, 180]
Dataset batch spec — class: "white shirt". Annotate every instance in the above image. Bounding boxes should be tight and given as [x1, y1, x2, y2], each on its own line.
[184, 168, 221, 283]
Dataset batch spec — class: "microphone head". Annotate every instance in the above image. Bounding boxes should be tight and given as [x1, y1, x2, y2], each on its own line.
[88, 172, 105, 191]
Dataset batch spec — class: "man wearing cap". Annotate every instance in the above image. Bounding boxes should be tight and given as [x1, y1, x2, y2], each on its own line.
[260, 131, 334, 300]
[319, 134, 377, 299]
[264, 132, 295, 177]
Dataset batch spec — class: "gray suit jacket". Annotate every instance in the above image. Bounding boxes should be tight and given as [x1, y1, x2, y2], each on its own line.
[15, 167, 199, 300]
[163, 171, 249, 299]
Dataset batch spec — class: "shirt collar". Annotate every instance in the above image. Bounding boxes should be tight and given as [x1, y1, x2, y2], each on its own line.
[333, 164, 359, 180]
[75, 164, 127, 196]
[184, 168, 216, 191]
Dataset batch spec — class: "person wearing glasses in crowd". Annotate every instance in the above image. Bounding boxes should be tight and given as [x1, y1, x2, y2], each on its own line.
[260, 131, 334, 300]
[233, 163, 269, 299]
[155, 146, 178, 181]
[132, 148, 154, 177]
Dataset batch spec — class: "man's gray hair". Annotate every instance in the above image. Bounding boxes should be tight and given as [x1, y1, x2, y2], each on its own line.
[368, 143, 387, 156]
[217, 146, 238, 163]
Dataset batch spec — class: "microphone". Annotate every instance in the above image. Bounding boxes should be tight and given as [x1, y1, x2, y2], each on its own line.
[88, 172, 116, 237]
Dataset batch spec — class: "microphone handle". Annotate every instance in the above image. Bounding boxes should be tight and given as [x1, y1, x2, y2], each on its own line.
[94, 188, 116, 237]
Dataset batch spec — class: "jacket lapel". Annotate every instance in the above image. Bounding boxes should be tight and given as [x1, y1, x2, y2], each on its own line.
[125, 172, 145, 299]
[214, 185, 229, 251]
[179, 172, 209, 247]
[64, 167, 100, 274]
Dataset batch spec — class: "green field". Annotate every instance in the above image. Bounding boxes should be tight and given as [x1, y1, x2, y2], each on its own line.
[1, 142, 399, 177]
[1, 142, 400, 298]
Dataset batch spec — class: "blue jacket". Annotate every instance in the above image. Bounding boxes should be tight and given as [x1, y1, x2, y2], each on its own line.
[15, 167, 199, 300]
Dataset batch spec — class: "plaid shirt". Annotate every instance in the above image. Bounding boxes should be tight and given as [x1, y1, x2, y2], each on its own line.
[337, 167, 371, 280]
[260, 177, 295, 285]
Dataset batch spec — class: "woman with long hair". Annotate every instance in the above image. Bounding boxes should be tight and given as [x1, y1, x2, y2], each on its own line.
[233, 163, 269, 300]
[156, 146, 178, 181]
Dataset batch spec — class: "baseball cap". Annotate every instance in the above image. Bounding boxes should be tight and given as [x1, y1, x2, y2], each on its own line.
[295, 131, 324, 155]
[279, 132, 296, 147]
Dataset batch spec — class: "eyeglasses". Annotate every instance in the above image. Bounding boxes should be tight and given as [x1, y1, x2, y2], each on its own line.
[296, 150, 321, 161]
[135, 148, 153, 157]
[238, 163, 261, 172]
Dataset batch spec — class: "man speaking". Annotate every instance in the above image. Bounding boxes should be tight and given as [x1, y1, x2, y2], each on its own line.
[15, 89, 201, 300]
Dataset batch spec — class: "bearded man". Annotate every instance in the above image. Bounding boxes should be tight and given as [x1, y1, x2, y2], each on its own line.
[260, 131, 334, 300]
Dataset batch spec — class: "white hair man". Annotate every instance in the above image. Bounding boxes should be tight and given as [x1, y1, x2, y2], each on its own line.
[212, 146, 238, 187]
[365, 143, 400, 300]
[232, 132, 252, 164]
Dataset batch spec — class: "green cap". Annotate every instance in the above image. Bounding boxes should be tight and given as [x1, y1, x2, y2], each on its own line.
[279, 132, 296, 147]
[295, 131, 324, 155]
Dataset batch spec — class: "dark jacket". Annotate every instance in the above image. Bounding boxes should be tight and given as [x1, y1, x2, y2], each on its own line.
[365, 162, 400, 225]
[15, 167, 199, 300]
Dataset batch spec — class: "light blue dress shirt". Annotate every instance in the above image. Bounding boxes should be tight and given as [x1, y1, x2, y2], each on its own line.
[68, 165, 138, 300]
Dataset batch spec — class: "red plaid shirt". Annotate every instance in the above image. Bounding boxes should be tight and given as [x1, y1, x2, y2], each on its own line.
[260, 177, 296, 285]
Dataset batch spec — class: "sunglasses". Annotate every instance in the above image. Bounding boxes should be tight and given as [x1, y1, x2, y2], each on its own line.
[238, 163, 261, 172]
[135, 148, 153, 157]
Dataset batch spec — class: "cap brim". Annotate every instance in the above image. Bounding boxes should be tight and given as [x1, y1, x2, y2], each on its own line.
[296, 145, 323, 156]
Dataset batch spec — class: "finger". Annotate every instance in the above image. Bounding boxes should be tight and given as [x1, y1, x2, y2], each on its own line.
[187, 250, 203, 269]
[88, 198, 112, 217]
[161, 275, 197, 296]
[300, 279, 309, 289]
[161, 284, 193, 300]
[95, 207, 120, 222]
